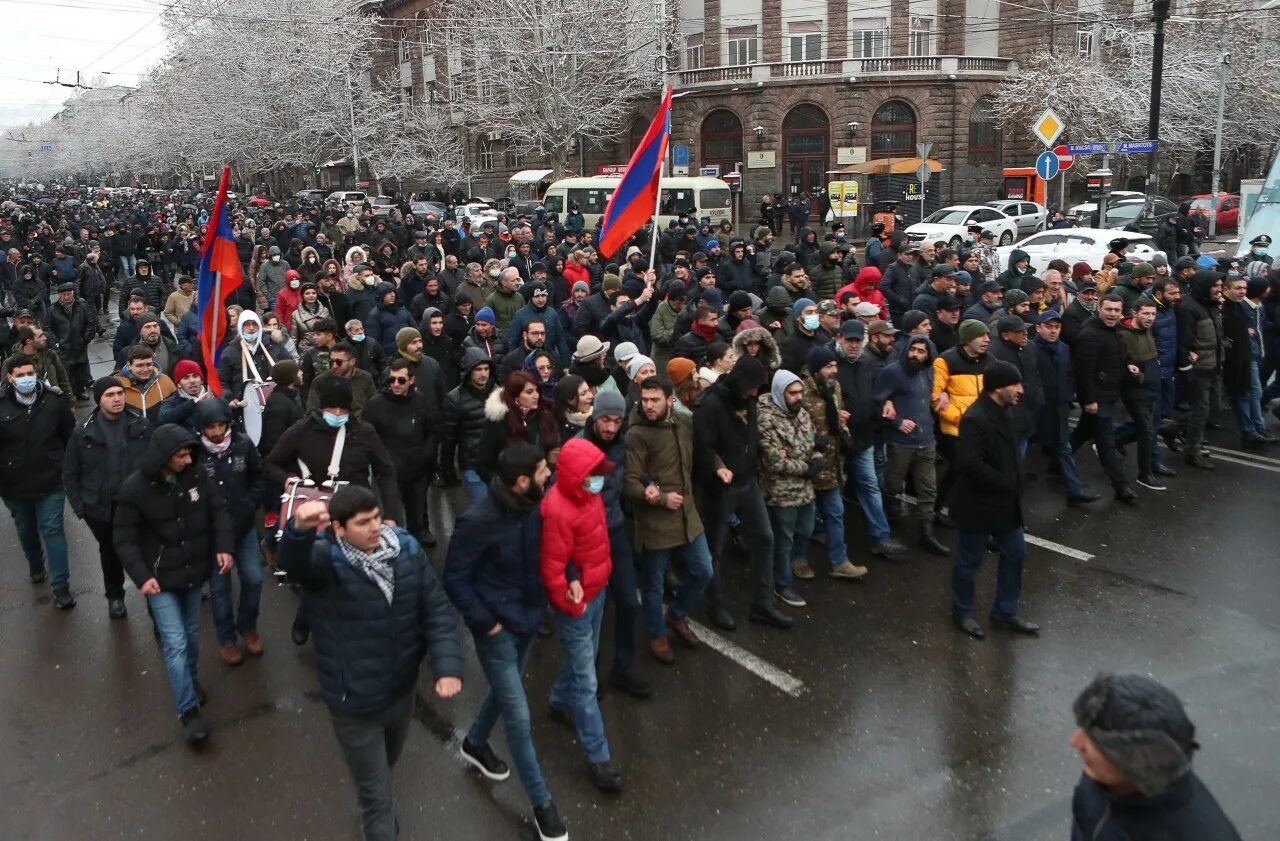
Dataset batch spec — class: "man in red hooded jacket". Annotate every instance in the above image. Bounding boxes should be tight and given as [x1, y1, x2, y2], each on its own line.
[539, 436, 620, 792]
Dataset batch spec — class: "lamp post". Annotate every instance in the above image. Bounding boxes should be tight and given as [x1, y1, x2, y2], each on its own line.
[1146, 0, 1170, 197]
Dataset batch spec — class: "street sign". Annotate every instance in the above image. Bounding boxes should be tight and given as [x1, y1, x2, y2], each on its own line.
[1117, 140, 1158, 154]
[39, 144, 51, 152]
[1066, 142, 1108, 155]
[917, 162, 932, 184]
[699, 165, 720, 177]
[672, 145, 689, 166]
[1031, 108, 1065, 147]
[1035, 150, 1061, 181]
[916, 142, 934, 160]
[1053, 144, 1074, 171]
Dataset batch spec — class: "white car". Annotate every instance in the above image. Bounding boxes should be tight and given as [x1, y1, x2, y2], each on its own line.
[326, 190, 366, 210]
[368, 195, 395, 216]
[996, 227, 1162, 273]
[904, 205, 1020, 247]
[456, 202, 500, 229]
[986, 200, 1048, 237]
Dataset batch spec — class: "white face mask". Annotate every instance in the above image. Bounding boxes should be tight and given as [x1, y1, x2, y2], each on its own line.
[271, 255, 280, 263]
[290, 280, 300, 289]
[488, 269, 500, 278]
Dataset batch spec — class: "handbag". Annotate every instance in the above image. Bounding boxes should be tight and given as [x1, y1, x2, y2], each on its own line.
[276, 424, 349, 538]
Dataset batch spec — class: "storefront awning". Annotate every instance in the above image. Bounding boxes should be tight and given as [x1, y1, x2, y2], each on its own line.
[835, 157, 944, 176]
[508, 169, 554, 184]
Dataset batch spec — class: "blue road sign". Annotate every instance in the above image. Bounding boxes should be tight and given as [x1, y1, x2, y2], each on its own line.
[1066, 143, 1108, 155]
[672, 145, 689, 166]
[1035, 150, 1061, 181]
[1118, 140, 1158, 154]
[39, 144, 52, 152]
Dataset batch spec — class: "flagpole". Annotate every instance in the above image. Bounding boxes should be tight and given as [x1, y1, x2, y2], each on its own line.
[647, 0, 668, 276]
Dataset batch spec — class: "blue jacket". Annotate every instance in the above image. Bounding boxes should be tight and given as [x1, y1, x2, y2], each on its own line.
[508, 301, 571, 367]
[1033, 335, 1074, 445]
[365, 284, 414, 356]
[279, 522, 463, 715]
[443, 481, 545, 637]
[1071, 772, 1241, 841]
[1141, 289, 1180, 375]
[871, 335, 936, 448]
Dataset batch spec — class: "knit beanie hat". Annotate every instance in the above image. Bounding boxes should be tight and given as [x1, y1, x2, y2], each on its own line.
[791, 297, 816, 319]
[271, 359, 299, 385]
[613, 342, 639, 365]
[315, 375, 353, 410]
[728, 291, 754, 313]
[173, 359, 203, 382]
[902, 310, 929, 333]
[475, 307, 496, 325]
[1003, 289, 1029, 308]
[806, 345, 838, 374]
[602, 274, 622, 293]
[92, 376, 122, 404]
[958, 319, 990, 345]
[982, 360, 1022, 391]
[1072, 673, 1198, 797]
[572, 280, 590, 294]
[396, 327, 421, 353]
[626, 354, 655, 380]
[666, 356, 696, 386]
[590, 389, 627, 419]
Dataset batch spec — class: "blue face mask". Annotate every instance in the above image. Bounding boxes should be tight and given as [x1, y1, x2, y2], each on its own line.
[350, 333, 366, 343]
[584, 475, 605, 494]
[1255, 247, 1269, 256]
[802, 314, 820, 332]
[242, 331, 260, 346]
[322, 411, 349, 428]
[13, 375, 38, 394]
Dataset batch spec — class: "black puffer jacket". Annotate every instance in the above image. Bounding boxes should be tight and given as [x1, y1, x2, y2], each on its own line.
[192, 400, 264, 540]
[63, 407, 152, 521]
[692, 356, 768, 489]
[1071, 772, 1241, 841]
[0, 384, 75, 499]
[115, 424, 235, 591]
[362, 387, 436, 478]
[442, 348, 496, 471]
[1073, 315, 1127, 406]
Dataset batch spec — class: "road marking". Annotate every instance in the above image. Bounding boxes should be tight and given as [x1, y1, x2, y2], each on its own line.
[1024, 534, 1095, 561]
[899, 494, 1094, 561]
[1205, 445, 1280, 466]
[1200, 450, 1280, 474]
[686, 619, 807, 698]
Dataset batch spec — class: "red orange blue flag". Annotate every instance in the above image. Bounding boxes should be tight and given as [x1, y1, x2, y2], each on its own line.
[597, 85, 672, 260]
[196, 165, 244, 396]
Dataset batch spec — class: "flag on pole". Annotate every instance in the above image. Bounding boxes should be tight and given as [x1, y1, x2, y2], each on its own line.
[597, 85, 672, 259]
[196, 165, 244, 396]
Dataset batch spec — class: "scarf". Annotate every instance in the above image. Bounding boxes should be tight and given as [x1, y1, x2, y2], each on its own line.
[178, 387, 207, 402]
[692, 320, 718, 341]
[337, 524, 400, 605]
[201, 434, 231, 454]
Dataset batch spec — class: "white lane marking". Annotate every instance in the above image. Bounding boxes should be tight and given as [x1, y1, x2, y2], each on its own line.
[1024, 534, 1095, 562]
[686, 619, 807, 698]
[1205, 445, 1280, 466]
[1201, 451, 1280, 474]
[900, 494, 1095, 561]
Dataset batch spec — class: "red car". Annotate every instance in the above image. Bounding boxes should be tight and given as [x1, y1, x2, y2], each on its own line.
[1188, 193, 1240, 233]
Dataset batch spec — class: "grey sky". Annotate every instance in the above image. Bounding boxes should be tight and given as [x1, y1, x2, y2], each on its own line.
[0, 0, 169, 128]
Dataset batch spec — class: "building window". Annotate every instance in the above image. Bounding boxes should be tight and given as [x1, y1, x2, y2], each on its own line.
[968, 97, 1001, 165]
[788, 22, 822, 62]
[504, 143, 521, 169]
[685, 34, 704, 70]
[1076, 28, 1094, 56]
[400, 86, 412, 115]
[870, 99, 917, 158]
[851, 17, 889, 58]
[700, 109, 743, 166]
[727, 26, 759, 66]
[397, 31, 411, 64]
[908, 17, 932, 57]
[478, 139, 495, 171]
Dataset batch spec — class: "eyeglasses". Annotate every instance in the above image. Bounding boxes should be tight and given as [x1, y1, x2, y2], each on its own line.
[388, 376, 409, 384]
[329, 359, 349, 367]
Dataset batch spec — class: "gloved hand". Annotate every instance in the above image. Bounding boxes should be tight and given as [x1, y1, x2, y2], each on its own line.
[813, 434, 830, 451]
[803, 457, 824, 480]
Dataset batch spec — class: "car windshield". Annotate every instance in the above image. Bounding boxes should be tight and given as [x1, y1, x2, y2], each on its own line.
[923, 209, 971, 225]
[1188, 198, 1216, 211]
[1104, 204, 1143, 224]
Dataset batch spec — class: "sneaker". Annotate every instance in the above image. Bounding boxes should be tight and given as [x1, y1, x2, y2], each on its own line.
[1135, 474, 1167, 491]
[829, 561, 869, 580]
[869, 539, 908, 558]
[29, 568, 48, 584]
[460, 739, 510, 781]
[773, 586, 806, 608]
[790, 560, 815, 580]
[533, 800, 568, 841]
[587, 758, 622, 792]
[52, 587, 76, 610]
[180, 707, 209, 745]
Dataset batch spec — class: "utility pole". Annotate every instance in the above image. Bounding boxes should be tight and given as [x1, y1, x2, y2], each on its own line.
[1208, 18, 1231, 237]
[1146, 0, 1171, 197]
[346, 68, 361, 189]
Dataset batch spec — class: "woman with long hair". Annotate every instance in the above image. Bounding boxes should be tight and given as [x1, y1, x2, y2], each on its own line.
[474, 370, 561, 482]
[523, 349, 561, 403]
[290, 282, 331, 354]
[553, 374, 595, 442]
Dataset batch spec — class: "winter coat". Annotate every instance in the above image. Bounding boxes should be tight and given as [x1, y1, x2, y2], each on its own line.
[46, 297, 98, 365]
[873, 336, 937, 449]
[116, 371, 176, 422]
[732, 326, 782, 373]
[192, 403, 264, 539]
[363, 387, 436, 478]
[14, 344, 72, 397]
[484, 287, 525, 337]
[692, 362, 766, 489]
[623, 404, 703, 551]
[879, 259, 916, 319]
[278, 522, 462, 716]
[1121, 324, 1161, 401]
[257, 247, 287, 301]
[444, 479, 546, 636]
[932, 346, 988, 437]
[648, 300, 682, 371]
[572, 291, 612, 338]
[539, 438, 612, 617]
[216, 339, 278, 401]
[1061, 299, 1095, 347]
[1033, 336, 1074, 445]
[714, 255, 755, 294]
[1142, 290, 1181, 375]
[63, 408, 152, 521]
[948, 393, 1023, 534]
[808, 246, 844, 302]
[365, 286, 414, 356]
[1220, 300, 1253, 397]
[834, 344, 879, 451]
[757, 378, 816, 508]
[801, 373, 845, 491]
[987, 337, 1043, 441]
[1070, 772, 1242, 841]
[1113, 274, 1147, 315]
[115, 424, 235, 591]
[163, 288, 195, 328]
[0, 385, 75, 499]
[305, 369, 377, 418]
[779, 327, 827, 375]
[508, 301, 571, 368]
[441, 349, 497, 471]
[1073, 316, 1127, 406]
[474, 388, 558, 483]
[258, 385, 304, 457]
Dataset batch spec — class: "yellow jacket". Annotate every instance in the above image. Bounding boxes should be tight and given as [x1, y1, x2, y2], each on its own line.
[931, 348, 986, 437]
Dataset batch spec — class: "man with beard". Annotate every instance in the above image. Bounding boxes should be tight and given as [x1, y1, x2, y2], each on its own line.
[963, 281, 1004, 325]
[1061, 280, 1100, 347]
[1070, 295, 1138, 503]
[136, 314, 178, 375]
[757, 369, 819, 611]
[364, 357, 439, 547]
[442, 348, 500, 503]
[500, 318, 549, 383]
[316, 268, 351, 337]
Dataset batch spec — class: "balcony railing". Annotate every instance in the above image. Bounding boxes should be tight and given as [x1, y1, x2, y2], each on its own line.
[676, 55, 1017, 88]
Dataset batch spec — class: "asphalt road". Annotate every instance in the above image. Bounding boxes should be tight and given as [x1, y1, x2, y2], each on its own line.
[2, 329, 1277, 841]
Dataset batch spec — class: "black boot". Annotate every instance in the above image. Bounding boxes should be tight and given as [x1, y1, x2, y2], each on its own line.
[919, 521, 950, 557]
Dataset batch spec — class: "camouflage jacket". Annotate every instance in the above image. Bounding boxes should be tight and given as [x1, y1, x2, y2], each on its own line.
[801, 374, 845, 491]
[757, 395, 815, 508]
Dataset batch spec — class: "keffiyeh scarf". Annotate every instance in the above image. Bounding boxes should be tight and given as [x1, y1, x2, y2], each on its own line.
[338, 524, 400, 605]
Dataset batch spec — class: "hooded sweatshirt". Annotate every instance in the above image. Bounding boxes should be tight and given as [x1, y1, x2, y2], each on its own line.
[872, 334, 936, 448]
[258, 245, 287, 301]
[756, 369, 816, 508]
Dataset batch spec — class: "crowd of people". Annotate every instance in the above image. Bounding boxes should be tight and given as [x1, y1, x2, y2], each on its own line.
[0, 185, 1260, 841]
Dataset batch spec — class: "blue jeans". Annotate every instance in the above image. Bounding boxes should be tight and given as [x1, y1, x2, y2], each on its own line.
[118, 254, 137, 278]
[768, 504, 814, 588]
[640, 532, 713, 638]
[549, 590, 610, 764]
[845, 446, 891, 543]
[463, 469, 487, 504]
[467, 629, 550, 806]
[804, 488, 848, 567]
[1233, 359, 1267, 438]
[211, 530, 264, 646]
[952, 526, 1026, 621]
[1048, 441, 1088, 496]
[148, 587, 204, 715]
[3, 490, 70, 589]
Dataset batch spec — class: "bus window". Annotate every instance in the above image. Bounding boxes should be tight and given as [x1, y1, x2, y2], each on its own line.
[659, 189, 697, 215]
[542, 193, 564, 214]
[567, 188, 612, 215]
[698, 188, 732, 211]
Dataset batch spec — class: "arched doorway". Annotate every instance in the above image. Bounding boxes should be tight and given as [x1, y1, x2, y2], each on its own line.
[781, 104, 829, 219]
[870, 100, 917, 159]
[700, 109, 742, 177]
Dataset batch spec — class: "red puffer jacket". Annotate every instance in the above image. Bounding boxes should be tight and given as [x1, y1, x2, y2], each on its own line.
[540, 437, 612, 617]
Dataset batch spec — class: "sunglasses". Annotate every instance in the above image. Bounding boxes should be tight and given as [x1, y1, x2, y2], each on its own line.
[329, 359, 349, 367]
[388, 376, 410, 384]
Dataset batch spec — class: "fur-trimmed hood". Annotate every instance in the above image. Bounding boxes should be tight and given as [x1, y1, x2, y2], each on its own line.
[483, 387, 508, 422]
[732, 325, 782, 370]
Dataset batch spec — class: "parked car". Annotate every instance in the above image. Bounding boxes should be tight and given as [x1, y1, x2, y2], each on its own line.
[1066, 191, 1145, 225]
[326, 190, 366, 210]
[986, 200, 1048, 237]
[410, 200, 446, 221]
[455, 202, 501, 229]
[367, 195, 395, 216]
[295, 189, 328, 203]
[1000, 227, 1162, 272]
[1188, 193, 1241, 234]
[904, 205, 1020, 247]
[1101, 196, 1179, 236]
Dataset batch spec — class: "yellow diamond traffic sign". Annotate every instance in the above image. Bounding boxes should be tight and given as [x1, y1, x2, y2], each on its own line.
[1032, 108, 1065, 147]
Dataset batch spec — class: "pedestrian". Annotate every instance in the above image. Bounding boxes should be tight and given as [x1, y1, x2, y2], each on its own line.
[279, 486, 463, 841]
[114, 424, 235, 743]
[116, 344, 177, 422]
[986, 315, 1043, 457]
[0, 354, 76, 608]
[539, 437, 621, 792]
[757, 368, 819, 610]
[193, 399, 267, 666]
[362, 357, 439, 547]
[1221, 275, 1275, 449]
[442, 347, 498, 502]
[948, 361, 1039, 639]
[1116, 300, 1168, 490]
[931, 318, 989, 527]
[1031, 311, 1102, 504]
[46, 282, 98, 398]
[1069, 673, 1242, 840]
[1070, 294, 1138, 504]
